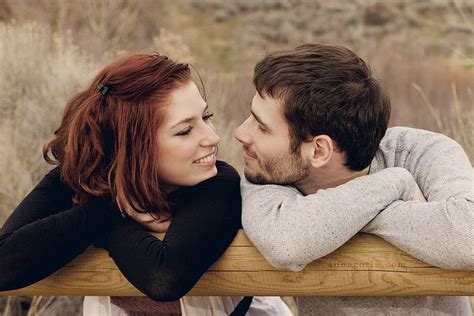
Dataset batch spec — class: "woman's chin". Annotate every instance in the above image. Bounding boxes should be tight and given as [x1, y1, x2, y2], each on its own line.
[177, 165, 218, 187]
[199, 165, 218, 181]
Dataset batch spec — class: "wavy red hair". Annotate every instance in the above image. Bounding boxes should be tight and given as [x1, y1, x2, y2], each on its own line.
[43, 53, 191, 216]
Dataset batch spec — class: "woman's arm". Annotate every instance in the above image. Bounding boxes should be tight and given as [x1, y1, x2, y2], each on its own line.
[0, 167, 117, 290]
[102, 161, 241, 301]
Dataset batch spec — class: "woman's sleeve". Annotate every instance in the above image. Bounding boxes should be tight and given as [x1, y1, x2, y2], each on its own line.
[103, 162, 241, 301]
[0, 168, 117, 290]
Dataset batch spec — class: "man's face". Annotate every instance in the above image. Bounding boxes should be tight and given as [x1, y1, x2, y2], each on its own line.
[234, 93, 310, 185]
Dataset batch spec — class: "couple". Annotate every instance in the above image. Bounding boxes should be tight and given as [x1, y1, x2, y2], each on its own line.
[1, 44, 473, 315]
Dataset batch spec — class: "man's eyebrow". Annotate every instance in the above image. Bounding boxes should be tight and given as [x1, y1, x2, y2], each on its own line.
[250, 108, 269, 129]
[171, 105, 208, 129]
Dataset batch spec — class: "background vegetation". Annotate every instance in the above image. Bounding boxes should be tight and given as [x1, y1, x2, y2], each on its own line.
[0, 0, 472, 314]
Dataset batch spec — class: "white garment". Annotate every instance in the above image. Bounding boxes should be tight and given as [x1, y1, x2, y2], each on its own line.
[180, 296, 292, 315]
[83, 295, 292, 316]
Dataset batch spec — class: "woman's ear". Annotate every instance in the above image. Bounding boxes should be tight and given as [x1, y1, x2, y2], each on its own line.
[301, 135, 334, 168]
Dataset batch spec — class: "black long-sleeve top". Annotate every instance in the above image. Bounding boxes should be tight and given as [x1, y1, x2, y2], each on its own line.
[0, 161, 242, 301]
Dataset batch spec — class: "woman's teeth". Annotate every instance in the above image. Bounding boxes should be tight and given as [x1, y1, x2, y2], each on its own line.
[195, 154, 215, 164]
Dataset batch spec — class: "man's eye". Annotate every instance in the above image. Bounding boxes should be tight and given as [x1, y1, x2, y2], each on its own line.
[176, 126, 193, 136]
[203, 112, 214, 121]
[257, 125, 267, 133]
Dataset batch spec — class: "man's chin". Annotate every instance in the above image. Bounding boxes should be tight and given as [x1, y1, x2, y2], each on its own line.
[244, 168, 269, 185]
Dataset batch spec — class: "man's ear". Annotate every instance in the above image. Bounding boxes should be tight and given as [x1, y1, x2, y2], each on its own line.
[301, 135, 334, 168]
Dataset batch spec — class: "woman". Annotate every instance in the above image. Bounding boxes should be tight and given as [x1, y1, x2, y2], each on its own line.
[0, 53, 291, 315]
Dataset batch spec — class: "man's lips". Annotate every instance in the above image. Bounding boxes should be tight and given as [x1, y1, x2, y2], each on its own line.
[243, 150, 257, 161]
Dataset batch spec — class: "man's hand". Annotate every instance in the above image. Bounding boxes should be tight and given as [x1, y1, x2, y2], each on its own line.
[413, 183, 427, 202]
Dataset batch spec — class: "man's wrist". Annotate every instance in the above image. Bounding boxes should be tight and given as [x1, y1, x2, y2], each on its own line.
[384, 167, 417, 201]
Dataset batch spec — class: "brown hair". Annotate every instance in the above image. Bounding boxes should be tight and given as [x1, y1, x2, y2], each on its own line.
[254, 44, 391, 171]
[43, 53, 191, 216]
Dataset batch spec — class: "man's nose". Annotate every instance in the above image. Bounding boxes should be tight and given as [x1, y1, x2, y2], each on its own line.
[234, 117, 251, 145]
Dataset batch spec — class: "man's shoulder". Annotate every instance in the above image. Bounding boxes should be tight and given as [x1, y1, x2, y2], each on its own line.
[380, 126, 450, 151]
[372, 127, 460, 171]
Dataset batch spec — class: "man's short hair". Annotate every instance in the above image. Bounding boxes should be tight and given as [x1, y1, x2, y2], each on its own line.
[253, 43, 391, 171]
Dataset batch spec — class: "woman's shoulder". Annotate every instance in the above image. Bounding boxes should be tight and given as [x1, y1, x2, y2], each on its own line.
[45, 166, 61, 178]
[171, 161, 239, 198]
[214, 160, 240, 182]
[171, 161, 240, 200]
[36, 166, 62, 186]
[38, 166, 73, 197]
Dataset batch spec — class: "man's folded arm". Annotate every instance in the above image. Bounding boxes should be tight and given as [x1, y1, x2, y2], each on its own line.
[362, 129, 474, 270]
[241, 167, 416, 271]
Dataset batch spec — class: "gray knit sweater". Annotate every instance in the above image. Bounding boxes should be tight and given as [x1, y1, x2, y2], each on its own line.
[241, 127, 474, 316]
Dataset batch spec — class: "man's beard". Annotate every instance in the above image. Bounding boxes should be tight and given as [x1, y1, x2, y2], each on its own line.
[244, 152, 310, 186]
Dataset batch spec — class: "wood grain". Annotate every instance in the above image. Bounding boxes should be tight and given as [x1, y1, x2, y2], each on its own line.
[2, 231, 473, 296]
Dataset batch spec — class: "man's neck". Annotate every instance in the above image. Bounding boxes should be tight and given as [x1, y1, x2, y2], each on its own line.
[296, 165, 370, 195]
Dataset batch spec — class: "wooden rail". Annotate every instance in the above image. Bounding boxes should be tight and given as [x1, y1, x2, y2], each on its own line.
[1, 231, 473, 296]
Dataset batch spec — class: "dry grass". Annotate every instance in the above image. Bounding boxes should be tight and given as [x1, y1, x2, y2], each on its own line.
[0, 21, 98, 224]
[356, 35, 474, 163]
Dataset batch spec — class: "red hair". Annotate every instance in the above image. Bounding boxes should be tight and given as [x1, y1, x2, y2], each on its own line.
[43, 53, 191, 216]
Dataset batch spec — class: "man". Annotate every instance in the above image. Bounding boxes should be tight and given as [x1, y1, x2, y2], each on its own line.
[234, 44, 474, 315]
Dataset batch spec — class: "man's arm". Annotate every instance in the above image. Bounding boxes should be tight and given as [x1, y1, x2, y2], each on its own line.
[241, 167, 416, 272]
[362, 128, 474, 270]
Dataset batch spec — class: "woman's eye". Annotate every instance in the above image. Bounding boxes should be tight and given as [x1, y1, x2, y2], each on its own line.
[203, 112, 214, 121]
[176, 126, 193, 136]
[257, 124, 267, 133]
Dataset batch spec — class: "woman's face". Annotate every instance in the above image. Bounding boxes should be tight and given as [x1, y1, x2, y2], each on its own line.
[156, 80, 219, 188]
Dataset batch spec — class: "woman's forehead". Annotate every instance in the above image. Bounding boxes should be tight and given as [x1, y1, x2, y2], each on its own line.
[163, 81, 207, 127]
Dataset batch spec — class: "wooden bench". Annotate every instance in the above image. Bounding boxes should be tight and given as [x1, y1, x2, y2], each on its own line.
[1, 231, 473, 296]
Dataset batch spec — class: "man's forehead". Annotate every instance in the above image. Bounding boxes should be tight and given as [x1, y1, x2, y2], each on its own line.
[251, 92, 285, 122]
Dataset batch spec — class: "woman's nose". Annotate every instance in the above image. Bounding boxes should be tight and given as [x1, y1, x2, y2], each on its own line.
[201, 123, 220, 147]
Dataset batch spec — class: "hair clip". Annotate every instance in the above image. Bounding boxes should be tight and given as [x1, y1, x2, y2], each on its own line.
[97, 83, 109, 96]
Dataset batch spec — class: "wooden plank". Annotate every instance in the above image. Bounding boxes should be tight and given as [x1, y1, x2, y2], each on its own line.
[212, 234, 432, 271]
[189, 270, 474, 296]
[1, 232, 473, 296]
[151, 230, 252, 247]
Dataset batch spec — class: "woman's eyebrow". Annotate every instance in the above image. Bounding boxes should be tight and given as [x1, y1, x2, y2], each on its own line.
[171, 104, 208, 129]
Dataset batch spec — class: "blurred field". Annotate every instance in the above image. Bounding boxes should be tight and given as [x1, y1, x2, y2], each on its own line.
[0, 0, 472, 314]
